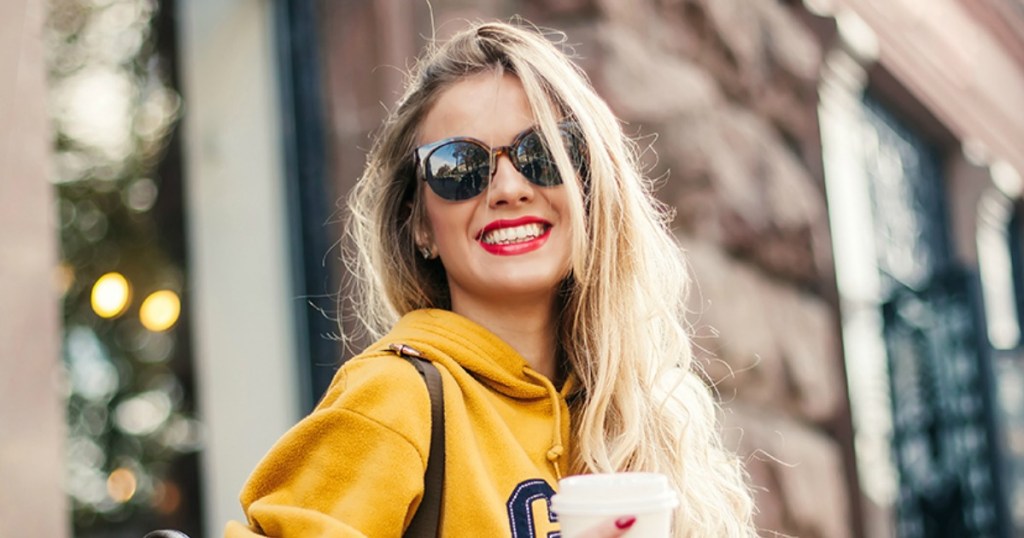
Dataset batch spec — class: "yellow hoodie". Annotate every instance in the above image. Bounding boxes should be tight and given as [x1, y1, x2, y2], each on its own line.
[225, 308, 573, 537]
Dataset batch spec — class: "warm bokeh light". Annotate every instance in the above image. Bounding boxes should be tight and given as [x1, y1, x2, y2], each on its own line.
[106, 467, 137, 503]
[153, 480, 182, 514]
[139, 290, 180, 332]
[56, 263, 75, 297]
[90, 272, 131, 318]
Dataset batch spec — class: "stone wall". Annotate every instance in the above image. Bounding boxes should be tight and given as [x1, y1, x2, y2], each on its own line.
[581, 3, 855, 535]
[318, 0, 857, 535]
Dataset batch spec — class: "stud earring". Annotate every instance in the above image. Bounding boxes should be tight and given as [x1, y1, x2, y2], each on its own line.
[418, 245, 434, 259]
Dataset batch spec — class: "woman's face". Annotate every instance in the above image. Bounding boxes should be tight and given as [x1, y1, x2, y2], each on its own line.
[416, 72, 573, 311]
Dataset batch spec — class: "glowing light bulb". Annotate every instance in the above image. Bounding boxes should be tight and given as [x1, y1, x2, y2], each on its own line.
[139, 290, 181, 332]
[91, 272, 131, 318]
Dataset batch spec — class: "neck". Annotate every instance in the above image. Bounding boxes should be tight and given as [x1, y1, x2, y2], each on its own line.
[450, 292, 559, 380]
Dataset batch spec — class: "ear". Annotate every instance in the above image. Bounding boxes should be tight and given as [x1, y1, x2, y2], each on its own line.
[412, 222, 427, 246]
[408, 201, 434, 252]
[411, 218, 430, 251]
[413, 232, 437, 260]
[414, 230, 438, 259]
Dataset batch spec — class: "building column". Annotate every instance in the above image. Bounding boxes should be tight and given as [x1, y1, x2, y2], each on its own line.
[0, 1, 69, 537]
[177, 1, 302, 535]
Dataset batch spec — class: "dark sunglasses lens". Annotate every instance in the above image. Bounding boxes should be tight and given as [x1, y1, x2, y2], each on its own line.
[514, 130, 562, 187]
[425, 141, 490, 201]
[563, 127, 586, 167]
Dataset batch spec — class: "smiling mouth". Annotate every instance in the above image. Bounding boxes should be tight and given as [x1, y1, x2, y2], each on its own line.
[480, 222, 549, 245]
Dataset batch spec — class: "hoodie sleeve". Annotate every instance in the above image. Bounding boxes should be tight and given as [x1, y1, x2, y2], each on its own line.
[225, 355, 433, 538]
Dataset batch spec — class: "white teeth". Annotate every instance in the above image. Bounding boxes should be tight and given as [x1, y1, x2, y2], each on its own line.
[481, 223, 547, 245]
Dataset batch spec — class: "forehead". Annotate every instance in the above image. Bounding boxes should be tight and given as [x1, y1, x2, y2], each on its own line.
[417, 72, 536, 146]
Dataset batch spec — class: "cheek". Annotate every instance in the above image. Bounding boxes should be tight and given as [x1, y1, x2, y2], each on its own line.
[552, 193, 578, 261]
[424, 200, 472, 249]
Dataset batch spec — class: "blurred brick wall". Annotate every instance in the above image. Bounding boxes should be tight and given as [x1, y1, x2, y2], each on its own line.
[318, 1, 857, 536]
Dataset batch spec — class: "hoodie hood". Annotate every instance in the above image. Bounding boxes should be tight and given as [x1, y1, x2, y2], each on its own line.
[379, 308, 562, 400]
[379, 308, 572, 479]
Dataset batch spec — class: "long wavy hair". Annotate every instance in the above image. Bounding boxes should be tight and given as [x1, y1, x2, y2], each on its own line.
[345, 20, 755, 537]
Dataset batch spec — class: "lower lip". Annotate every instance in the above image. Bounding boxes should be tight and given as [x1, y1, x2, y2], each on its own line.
[479, 227, 552, 256]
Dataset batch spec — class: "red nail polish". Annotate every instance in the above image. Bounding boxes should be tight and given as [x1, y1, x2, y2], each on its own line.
[615, 516, 636, 529]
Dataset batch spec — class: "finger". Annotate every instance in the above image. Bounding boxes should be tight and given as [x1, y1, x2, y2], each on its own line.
[579, 515, 637, 537]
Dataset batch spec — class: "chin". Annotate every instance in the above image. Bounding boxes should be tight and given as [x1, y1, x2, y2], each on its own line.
[478, 276, 564, 300]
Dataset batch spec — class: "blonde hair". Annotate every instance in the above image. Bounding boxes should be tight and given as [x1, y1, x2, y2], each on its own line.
[345, 20, 755, 537]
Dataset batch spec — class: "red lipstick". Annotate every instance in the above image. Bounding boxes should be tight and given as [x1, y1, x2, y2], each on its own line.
[477, 216, 552, 256]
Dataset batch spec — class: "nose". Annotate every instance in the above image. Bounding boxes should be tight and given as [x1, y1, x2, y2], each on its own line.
[487, 152, 534, 207]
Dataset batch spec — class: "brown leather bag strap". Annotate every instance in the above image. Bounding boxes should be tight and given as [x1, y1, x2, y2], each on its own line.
[390, 344, 445, 538]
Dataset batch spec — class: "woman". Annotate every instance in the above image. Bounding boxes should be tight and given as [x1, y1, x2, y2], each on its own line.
[227, 21, 755, 537]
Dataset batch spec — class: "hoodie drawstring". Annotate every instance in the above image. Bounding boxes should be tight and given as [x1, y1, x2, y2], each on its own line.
[523, 369, 564, 480]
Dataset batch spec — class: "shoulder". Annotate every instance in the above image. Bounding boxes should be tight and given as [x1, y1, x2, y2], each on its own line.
[311, 350, 434, 446]
[318, 350, 428, 409]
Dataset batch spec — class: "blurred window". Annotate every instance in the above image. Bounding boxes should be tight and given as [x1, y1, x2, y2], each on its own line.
[982, 194, 1024, 531]
[863, 94, 1006, 537]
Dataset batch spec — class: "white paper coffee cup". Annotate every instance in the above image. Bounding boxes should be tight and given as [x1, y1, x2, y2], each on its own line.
[550, 473, 679, 537]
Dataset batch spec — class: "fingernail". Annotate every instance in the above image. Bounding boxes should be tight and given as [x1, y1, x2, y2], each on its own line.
[615, 516, 636, 529]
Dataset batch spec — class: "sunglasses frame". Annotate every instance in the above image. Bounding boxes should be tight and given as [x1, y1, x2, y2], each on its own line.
[413, 122, 583, 201]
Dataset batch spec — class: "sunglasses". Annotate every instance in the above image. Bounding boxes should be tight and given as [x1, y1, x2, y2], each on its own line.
[413, 122, 585, 201]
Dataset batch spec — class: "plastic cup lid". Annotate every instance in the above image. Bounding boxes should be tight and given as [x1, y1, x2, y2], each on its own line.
[551, 473, 680, 515]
